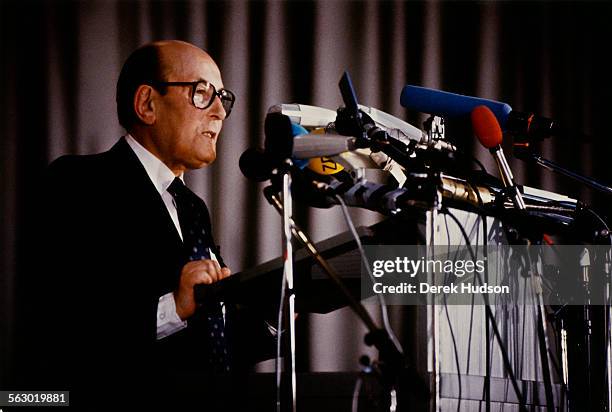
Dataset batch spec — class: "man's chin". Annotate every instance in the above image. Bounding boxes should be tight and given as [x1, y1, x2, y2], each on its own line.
[192, 154, 216, 169]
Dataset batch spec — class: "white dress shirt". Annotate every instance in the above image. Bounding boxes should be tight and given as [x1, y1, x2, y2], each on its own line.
[125, 135, 193, 340]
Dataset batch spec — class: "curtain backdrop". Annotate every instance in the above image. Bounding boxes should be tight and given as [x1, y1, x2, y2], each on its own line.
[2, 0, 611, 385]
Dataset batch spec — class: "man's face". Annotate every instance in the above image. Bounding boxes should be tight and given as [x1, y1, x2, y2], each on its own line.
[152, 44, 227, 174]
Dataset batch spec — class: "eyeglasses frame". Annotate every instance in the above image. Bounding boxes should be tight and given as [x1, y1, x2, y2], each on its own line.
[149, 80, 235, 118]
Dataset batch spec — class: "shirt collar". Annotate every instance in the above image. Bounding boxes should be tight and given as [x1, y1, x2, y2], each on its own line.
[125, 134, 183, 195]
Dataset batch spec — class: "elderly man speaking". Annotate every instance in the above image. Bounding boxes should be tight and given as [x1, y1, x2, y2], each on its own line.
[28, 40, 273, 410]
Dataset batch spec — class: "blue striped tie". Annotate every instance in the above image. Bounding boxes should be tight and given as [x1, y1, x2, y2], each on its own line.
[167, 177, 230, 374]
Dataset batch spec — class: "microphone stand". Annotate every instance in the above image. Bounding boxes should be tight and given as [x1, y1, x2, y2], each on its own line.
[276, 162, 297, 412]
[517, 146, 612, 409]
[515, 149, 612, 197]
[262, 183, 430, 410]
[526, 241, 556, 412]
[263, 185, 379, 333]
[604, 248, 612, 412]
[579, 248, 593, 411]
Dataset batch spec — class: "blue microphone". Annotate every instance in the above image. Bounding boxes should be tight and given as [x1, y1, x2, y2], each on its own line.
[400, 85, 567, 140]
[400, 85, 512, 125]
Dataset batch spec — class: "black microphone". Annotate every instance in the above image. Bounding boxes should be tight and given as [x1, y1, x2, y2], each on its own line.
[239, 147, 277, 182]
[291, 174, 433, 214]
[239, 113, 357, 183]
[293, 167, 499, 215]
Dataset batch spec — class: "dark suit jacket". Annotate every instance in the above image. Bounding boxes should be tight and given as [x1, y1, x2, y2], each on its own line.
[26, 137, 273, 409]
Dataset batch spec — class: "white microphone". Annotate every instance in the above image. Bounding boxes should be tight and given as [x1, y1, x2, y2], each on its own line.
[268, 104, 337, 128]
[292, 134, 356, 159]
[269, 103, 455, 152]
[357, 105, 423, 141]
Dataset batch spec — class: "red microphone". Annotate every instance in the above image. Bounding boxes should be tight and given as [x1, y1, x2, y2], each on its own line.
[471, 105, 526, 210]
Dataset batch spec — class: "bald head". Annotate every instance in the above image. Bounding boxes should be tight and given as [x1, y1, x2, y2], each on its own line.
[156, 40, 220, 83]
[116, 40, 219, 131]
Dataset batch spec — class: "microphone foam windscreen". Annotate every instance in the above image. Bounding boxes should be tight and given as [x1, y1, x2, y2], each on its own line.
[264, 112, 295, 160]
[400, 85, 512, 126]
[471, 105, 503, 149]
[239, 147, 275, 182]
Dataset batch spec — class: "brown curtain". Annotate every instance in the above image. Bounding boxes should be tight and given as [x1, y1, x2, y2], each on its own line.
[2, 0, 611, 384]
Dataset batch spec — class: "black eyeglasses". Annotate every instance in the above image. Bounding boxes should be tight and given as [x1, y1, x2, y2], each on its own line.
[150, 80, 235, 118]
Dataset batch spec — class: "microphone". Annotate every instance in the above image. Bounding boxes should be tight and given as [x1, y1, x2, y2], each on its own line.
[239, 147, 277, 182]
[401, 85, 569, 140]
[291, 174, 434, 214]
[471, 105, 526, 210]
[293, 167, 502, 215]
[239, 113, 304, 182]
[358, 105, 456, 152]
[269, 103, 455, 152]
[264, 112, 357, 160]
[268, 104, 337, 129]
[239, 113, 357, 183]
[292, 134, 356, 159]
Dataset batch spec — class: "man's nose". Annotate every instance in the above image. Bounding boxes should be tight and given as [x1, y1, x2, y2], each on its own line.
[208, 94, 226, 120]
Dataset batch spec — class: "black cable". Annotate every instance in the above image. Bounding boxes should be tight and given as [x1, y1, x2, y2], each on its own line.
[275, 241, 288, 412]
[464, 179, 484, 381]
[523, 243, 556, 411]
[442, 215, 462, 412]
[443, 288, 462, 412]
[335, 194, 403, 354]
[444, 208, 528, 412]
[519, 275, 527, 377]
[466, 289, 476, 376]
[466, 179, 492, 411]
[466, 290, 476, 376]
[482, 206, 492, 412]
[581, 206, 612, 411]
[582, 206, 612, 242]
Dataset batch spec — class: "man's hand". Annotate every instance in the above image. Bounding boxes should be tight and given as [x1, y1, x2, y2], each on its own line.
[174, 260, 231, 320]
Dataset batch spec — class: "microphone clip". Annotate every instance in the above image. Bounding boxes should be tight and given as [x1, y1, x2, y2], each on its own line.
[335, 106, 372, 146]
[423, 115, 446, 142]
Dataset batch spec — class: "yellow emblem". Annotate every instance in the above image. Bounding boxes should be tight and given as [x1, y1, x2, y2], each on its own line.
[308, 156, 344, 175]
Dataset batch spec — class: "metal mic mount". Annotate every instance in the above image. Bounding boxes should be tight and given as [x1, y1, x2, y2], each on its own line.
[261, 182, 430, 406]
[514, 147, 612, 197]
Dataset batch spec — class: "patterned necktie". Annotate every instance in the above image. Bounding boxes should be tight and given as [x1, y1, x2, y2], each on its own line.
[167, 177, 230, 374]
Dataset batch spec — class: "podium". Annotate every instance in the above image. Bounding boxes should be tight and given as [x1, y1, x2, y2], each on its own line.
[198, 208, 571, 410]
[195, 224, 377, 316]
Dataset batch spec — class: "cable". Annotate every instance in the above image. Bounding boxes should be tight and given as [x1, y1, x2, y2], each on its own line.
[481, 202, 492, 412]
[442, 214, 463, 412]
[581, 206, 612, 412]
[582, 206, 612, 242]
[351, 376, 363, 412]
[444, 207, 528, 412]
[335, 194, 404, 354]
[275, 245, 287, 412]
[443, 271, 463, 412]
[275, 256, 287, 412]
[466, 178, 493, 411]
[523, 241, 556, 410]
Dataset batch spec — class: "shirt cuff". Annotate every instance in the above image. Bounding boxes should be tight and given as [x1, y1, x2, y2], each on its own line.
[156, 292, 187, 340]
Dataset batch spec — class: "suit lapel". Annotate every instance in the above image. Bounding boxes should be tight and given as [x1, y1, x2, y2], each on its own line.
[108, 137, 184, 256]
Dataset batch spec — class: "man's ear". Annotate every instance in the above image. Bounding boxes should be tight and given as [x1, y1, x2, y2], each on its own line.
[133, 85, 156, 125]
